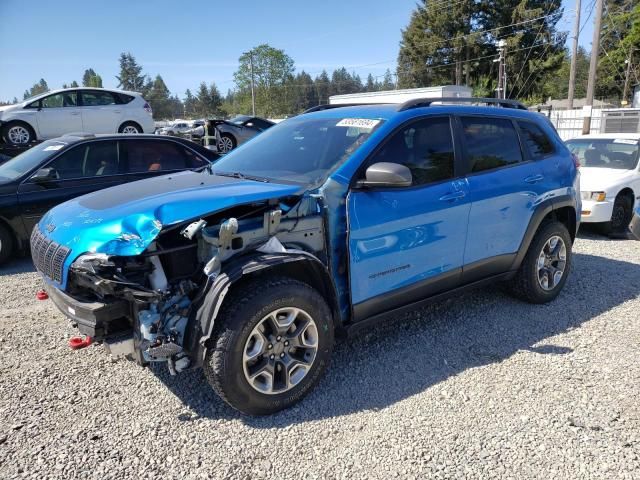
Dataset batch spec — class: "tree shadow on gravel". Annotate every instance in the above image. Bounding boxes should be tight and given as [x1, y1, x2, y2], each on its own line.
[154, 252, 640, 426]
[0, 257, 35, 276]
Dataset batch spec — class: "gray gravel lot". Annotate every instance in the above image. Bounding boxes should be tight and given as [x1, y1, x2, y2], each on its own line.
[0, 228, 639, 479]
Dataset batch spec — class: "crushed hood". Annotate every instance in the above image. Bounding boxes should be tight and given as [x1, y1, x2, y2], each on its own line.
[39, 170, 302, 260]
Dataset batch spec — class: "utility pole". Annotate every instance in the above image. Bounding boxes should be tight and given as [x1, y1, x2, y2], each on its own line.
[495, 40, 507, 99]
[568, 0, 582, 109]
[248, 51, 256, 116]
[622, 53, 634, 106]
[583, 0, 604, 134]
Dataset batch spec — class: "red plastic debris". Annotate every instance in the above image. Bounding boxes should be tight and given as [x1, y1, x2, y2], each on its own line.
[69, 336, 93, 350]
[36, 290, 49, 300]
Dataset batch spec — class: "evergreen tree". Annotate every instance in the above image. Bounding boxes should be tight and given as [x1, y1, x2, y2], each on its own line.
[183, 89, 197, 117]
[23, 79, 49, 99]
[366, 74, 377, 92]
[146, 75, 172, 119]
[380, 69, 396, 90]
[83, 68, 103, 88]
[116, 53, 146, 92]
[195, 82, 223, 117]
[314, 71, 331, 104]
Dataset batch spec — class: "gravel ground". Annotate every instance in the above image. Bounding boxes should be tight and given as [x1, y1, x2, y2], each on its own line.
[0, 228, 639, 480]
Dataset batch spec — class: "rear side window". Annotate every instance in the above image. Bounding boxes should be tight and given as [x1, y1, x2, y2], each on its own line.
[461, 117, 523, 173]
[368, 116, 455, 186]
[115, 93, 135, 104]
[81, 90, 117, 106]
[518, 121, 554, 159]
[123, 140, 192, 173]
[45, 141, 119, 179]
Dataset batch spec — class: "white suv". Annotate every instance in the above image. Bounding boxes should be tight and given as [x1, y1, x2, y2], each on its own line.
[565, 133, 640, 234]
[0, 88, 155, 145]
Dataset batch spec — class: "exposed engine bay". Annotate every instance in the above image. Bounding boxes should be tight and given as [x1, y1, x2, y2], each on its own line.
[65, 195, 326, 375]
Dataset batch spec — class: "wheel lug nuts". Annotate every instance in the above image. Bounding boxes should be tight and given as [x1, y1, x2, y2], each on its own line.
[276, 336, 282, 341]
[280, 352, 285, 358]
[284, 341, 289, 346]
[267, 344, 273, 349]
[270, 354, 275, 360]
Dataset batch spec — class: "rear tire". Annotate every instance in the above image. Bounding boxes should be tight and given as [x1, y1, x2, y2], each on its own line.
[1, 121, 35, 145]
[118, 121, 143, 134]
[204, 276, 334, 415]
[0, 223, 15, 265]
[507, 220, 572, 304]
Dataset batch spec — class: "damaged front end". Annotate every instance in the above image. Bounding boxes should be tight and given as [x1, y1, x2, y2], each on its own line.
[59, 194, 328, 375]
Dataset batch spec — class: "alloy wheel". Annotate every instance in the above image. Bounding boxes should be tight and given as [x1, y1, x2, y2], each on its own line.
[242, 307, 319, 395]
[7, 126, 30, 144]
[536, 235, 567, 291]
[218, 137, 233, 153]
[122, 125, 140, 134]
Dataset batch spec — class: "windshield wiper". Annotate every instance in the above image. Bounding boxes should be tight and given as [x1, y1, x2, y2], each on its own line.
[213, 171, 270, 183]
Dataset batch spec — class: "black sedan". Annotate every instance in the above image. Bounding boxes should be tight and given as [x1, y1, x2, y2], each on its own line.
[0, 133, 219, 264]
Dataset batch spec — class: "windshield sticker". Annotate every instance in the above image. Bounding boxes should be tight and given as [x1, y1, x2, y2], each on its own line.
[613, 139, 639, 145]
[336, 118, 381, 130]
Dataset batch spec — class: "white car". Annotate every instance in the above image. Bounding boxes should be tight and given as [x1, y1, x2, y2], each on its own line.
[157, 122, 192, 136]
[565, 133, 640, 233]
[0, 87, 155, 145]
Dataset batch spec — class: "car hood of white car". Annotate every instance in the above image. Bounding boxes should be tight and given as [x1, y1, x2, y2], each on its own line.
[579, 167, 636, 193]
[0, 104, 18, 115]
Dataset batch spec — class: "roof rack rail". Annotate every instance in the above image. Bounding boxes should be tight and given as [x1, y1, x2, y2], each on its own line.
[303, 103, 389, 114]
[397, 97, 527, 112]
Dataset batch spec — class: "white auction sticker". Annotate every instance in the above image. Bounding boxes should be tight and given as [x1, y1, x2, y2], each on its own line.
[613, 138, 639, 145]
[336, 118, 381, 130]
[43, 145, 64, 151]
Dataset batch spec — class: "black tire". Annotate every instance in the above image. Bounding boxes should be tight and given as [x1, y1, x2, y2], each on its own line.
[600, 194, 633, 236]
[217, 133, 236, 153]
[1, 121, 35, 146]
[0, 223, 14, 265]
[203, 276, 334, 415]
[118, 121, 143, 134]
[507, 220, 572, 304]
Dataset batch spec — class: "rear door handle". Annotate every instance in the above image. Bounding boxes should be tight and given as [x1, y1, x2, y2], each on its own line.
[524, 174, 544, 184]
[439, 191, 466, 201]
[70, 112, 80, 116]
[113, 110, 121, 114]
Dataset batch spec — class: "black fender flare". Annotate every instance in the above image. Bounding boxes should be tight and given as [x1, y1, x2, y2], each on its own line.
[188, 250, 338, 367]
[510, 194, 578, 271]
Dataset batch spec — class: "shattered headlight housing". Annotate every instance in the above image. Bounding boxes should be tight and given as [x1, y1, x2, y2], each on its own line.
[70, 253, 114, 274]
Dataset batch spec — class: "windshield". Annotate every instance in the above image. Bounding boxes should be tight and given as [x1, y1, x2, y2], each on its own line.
[0, 140, 67, 183]
[212, 115, 384, 185]
[229, 115, 251, 125]
[566, 138, 639, 170]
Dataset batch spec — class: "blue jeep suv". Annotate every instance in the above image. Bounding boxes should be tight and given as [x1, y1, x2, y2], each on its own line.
[31, 98, 580, 415]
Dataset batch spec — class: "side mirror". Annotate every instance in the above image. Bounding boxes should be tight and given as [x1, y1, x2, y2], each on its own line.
[31, 167, 58, 183]
[357, 162, 412, 188]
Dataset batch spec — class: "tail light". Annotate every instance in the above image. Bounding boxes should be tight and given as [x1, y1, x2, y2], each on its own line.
[571, 153, 580, 168]
[143, 102, 152, 115]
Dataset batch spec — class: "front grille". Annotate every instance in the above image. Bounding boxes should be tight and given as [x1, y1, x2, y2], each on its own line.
[30, 227, 70, 283]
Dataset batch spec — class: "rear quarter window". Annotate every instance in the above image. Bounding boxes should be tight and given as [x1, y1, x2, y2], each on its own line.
[517, 121, 555, 159]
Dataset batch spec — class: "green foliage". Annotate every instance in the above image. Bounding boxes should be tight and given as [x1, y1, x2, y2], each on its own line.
[146, 75, 174, 120]
[397, 0, 566, 100]
[234, 44, 296, 117]
[116, 53, 146, 92]
[83, 68, 103, 88]
[597, 1, 639, 101]
[23, 79, 49, 100]
[194, 82, 224, 118]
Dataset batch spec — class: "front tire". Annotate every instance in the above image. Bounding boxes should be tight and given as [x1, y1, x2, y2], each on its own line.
[118, 121, 143, 134]
[204, 277, 334, 415]
[601, 194, 633, 235]
[507, 220, 572, 304]
[2, 122, 35, 145]
[0, 223, 15, 265]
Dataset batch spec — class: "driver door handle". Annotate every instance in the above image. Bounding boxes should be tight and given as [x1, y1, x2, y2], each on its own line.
[524, 174, 544, 184]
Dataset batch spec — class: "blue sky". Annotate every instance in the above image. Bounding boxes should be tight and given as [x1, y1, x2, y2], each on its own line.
[0, 0, 592, 102]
